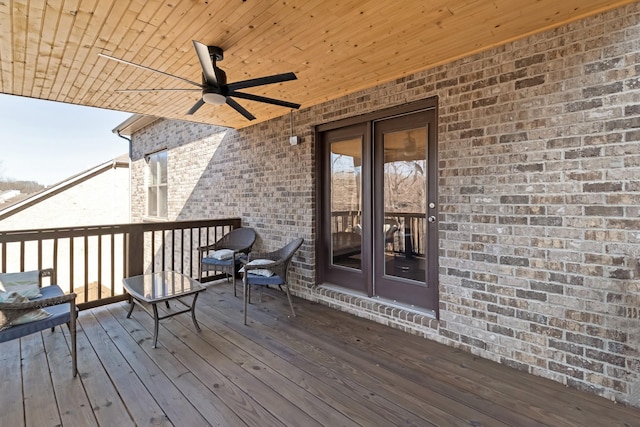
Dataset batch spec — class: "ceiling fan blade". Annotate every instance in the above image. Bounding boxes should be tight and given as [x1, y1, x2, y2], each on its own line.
[226, 98, 256, 121]
[98, 53, 203, 88]
[186, 99, 206, 115]
[192, 40, 218, 86]
[227, 72, 297, 91]
[229, 91, 301, 109]
[116, 88, 201, 92]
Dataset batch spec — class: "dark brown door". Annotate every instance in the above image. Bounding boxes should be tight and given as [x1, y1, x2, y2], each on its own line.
[319, 123, 371, 291]
[372, 109, 438, 310]
[318, 102, 438, 312]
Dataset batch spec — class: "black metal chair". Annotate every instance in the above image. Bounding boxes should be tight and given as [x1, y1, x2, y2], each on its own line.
[198, 227, 256, 296]
[241, 237, 303, 325]
[0, 268, 78, 376]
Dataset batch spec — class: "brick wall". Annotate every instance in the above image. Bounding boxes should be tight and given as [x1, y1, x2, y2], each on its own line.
[129, 4, 640, 407]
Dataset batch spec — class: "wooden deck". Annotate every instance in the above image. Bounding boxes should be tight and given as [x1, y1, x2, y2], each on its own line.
[1, 281, 639, 427]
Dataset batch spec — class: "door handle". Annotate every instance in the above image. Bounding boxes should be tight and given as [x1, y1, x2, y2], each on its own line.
[428, 215, 436, 223]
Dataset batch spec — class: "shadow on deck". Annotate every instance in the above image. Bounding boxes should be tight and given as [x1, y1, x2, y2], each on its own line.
[1, 280, 638, 426]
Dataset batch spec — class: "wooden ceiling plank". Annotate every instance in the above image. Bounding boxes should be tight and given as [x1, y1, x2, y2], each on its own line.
[10, 0, 30, 97]
[93, 1, 259, 115]
[152, 1, 260, 83]
[39, 0, 83, 101]
[114, 1, 218, 91]
[223, 0, 331, 61]
[64, 1, 127, 105]
[49, 0, 102, 102]
[0, 1, 16, 93]
[22, 0, 47, 98]
[87, 0, 203, 105]
[53, 0, 113, 102]
[77, 0, 146, 105]
[30, 0, 54, 100]
[228, 0, 393, 76]
[34, 0, 68, 99]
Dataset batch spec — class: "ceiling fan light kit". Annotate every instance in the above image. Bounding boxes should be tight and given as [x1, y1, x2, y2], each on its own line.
[202, 92, 226, 105]
[101, 40, 300, 121]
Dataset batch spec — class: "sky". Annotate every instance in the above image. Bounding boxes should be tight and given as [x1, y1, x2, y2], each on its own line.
[0, 94, 132, 186]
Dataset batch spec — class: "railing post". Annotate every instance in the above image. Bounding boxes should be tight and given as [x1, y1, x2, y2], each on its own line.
[126, 224, 144, 277]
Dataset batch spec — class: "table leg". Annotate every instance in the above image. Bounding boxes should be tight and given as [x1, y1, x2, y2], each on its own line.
[191, 292, 202, 332]
[126, 296, 135, 318]
[152, 303, 160, 348]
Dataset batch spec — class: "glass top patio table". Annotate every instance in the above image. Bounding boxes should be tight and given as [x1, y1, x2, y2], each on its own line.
[122, 271, 206, 348]
[123, 270, 204, 302]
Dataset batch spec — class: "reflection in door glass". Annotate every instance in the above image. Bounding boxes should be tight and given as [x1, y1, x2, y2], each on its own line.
[330, 138, 362, 270]
[382, 128, 427, 283]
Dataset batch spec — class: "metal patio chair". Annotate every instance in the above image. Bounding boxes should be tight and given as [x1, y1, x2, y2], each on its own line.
[198, 227, 256, 296]
[241, 237, 303, 325]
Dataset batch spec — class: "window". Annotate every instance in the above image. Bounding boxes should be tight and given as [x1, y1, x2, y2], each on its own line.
[146, 150, 168, 218]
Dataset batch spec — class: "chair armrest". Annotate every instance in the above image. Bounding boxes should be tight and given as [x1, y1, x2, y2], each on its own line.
[39, 268, 56, 286]
[0, 292, 77, 330]
[197, 243, 221, 254]
[247, 250, 278, 261]
[0, 292, 76, 311]
[242, 258, 286, 271]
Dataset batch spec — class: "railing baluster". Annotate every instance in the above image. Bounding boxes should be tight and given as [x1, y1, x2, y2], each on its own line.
[180, 229, 185, 275]
[110, 234, 115, 297]
[53, 238, 58, 276]
[84, 235, 89, 303]
[37, 239, 42, 271]
[69, 237, 75, 297]
[98, 235, 103, 300]
[20, 240, 25, 271]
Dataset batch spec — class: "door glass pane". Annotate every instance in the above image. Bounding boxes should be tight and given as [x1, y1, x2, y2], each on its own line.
[382, 128, 427, 282]
[331, 138, 362, 270]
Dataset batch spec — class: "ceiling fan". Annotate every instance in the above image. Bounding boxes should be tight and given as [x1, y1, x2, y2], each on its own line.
[98, 41, 300, 121]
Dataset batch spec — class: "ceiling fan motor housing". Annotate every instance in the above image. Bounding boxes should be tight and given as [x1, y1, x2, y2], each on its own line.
[208, 46, 223, 62]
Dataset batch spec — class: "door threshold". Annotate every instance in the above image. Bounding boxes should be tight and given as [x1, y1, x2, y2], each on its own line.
[318, 283, 437, 318]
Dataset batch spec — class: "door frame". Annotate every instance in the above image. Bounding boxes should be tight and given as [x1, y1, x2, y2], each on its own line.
[315, 97, 439, 314]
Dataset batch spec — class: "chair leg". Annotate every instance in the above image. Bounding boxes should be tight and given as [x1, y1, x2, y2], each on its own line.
[69, 299, 77, 377]
[232, 269, 237, 297]
[284, 283, 296, 318]
[243, 277, 248, 325]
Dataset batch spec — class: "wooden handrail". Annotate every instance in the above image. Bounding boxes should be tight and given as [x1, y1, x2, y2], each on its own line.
[0, 218, 242, 310]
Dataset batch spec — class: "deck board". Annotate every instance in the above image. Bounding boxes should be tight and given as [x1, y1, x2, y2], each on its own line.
[0, 339, 24, 427]
[198, 293, 503, 427]
[1, 280, 639, 427]
[21, 332, 61, 427]
[43, 328, 97, 427]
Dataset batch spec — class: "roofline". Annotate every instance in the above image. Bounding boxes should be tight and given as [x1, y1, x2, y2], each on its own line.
[0, 157, 130, 221]
[112, 114, 159, 136]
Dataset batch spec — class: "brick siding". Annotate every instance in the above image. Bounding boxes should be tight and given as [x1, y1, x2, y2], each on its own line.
[129, 4, 640, 407]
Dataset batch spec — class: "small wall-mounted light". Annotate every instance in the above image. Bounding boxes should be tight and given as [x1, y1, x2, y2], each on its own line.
[289, 110, 300, 145]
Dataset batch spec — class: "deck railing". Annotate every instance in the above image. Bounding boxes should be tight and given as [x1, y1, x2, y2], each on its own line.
[0, 218, 241, 310]
[331, 211, 426, 257]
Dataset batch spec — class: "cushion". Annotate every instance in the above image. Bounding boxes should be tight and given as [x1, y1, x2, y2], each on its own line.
[239, 259, 275, 277]
[0, 292, 52, 331]
[0, 270, 41, 299]
[209, 249, 235, 260]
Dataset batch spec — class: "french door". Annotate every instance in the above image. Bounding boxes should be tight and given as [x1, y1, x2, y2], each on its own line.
[318, 102, 438, 312]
